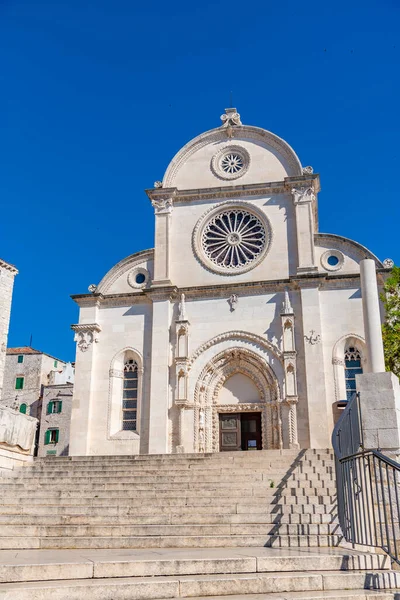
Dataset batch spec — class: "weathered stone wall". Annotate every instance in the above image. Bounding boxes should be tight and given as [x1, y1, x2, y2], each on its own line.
[0, 260, 17, 399]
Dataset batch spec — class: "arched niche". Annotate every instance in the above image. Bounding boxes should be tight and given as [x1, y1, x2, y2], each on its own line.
[108, 347, 143, 439]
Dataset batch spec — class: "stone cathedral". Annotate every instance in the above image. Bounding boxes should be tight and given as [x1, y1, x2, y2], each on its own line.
[69, 109, 389, 456]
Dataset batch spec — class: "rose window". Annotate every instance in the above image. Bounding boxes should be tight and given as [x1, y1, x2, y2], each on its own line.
[202, 210, 266, 270]
[220, 153, 244, 175]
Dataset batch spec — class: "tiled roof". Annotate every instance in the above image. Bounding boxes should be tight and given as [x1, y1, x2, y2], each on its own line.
[6, 347, 67, 363]
[7, 347, 41, 355]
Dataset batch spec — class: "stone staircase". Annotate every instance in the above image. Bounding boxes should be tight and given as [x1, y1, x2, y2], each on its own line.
[0, 449, 399, 599]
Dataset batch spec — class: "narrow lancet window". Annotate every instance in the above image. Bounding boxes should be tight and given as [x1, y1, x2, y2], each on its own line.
[123, 359, 138, 431]
[344, 347, 363, 401]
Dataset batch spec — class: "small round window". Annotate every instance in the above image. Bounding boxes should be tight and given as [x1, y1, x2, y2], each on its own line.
[211, 145, 250, 181]
[128, 267, 150, 289]
[321, 250, 344, 272]
[327, 255, 339, 267]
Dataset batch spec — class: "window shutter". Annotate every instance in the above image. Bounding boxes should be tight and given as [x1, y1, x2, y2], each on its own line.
[55, 430, 59, 443]
[44, 430, 51, 445]
[58, 401, 62, 413]
[47, 402, 51, 415]
[19, 404, 27, 414]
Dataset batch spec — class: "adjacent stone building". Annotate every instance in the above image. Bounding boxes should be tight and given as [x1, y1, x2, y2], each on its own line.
[37, 362, 75, 457]
[69, 108, 392, 456]
[0, 258, 18, 399]
[2, 348, 67, 420]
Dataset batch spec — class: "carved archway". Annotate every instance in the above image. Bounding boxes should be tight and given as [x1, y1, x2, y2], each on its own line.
[193, 347, 282, 452]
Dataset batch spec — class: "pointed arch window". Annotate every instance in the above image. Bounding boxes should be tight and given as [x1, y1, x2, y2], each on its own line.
[123, 359, 138, 431]
[344, 347, 363, 401]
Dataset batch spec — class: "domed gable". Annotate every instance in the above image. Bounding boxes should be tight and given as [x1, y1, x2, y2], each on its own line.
[96, 249, 154, 295]
[315, 233, 385, 275]
[162, 109, 303, 190]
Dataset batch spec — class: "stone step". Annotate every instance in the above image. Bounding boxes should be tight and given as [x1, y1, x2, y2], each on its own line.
[19, 462, 335, 472]
[7, 472, 334, 483]
[0, 523, 342, 538]
[0, 485, 336, 497]
[0, 547, 389, 584]
[0, 504, 338, 519]
[0, 533, 344, 550]
[0, 513, 340, 525]
[2, 492, 336, 514]
[21, 461, 334, 472]
[0, 489, 336, 500]
[0, 569, 397, 600]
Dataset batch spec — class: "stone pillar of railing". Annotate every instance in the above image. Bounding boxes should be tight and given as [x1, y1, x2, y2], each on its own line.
[357, 259, 400, 455]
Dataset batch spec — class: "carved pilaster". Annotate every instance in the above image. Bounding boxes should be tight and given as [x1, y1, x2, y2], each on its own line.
[291, 184, 318, 275]
[146, 188, 177, 286]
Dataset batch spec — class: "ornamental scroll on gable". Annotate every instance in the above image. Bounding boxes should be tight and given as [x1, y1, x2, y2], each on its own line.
[71, 323, 101, 352]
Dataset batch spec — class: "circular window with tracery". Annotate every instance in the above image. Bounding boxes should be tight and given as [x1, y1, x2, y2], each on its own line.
[194, 203, 271, 274]
[211, 146, 250, 180]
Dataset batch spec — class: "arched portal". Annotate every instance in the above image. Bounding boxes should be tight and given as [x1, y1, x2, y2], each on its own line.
[193, 347, 282, 452]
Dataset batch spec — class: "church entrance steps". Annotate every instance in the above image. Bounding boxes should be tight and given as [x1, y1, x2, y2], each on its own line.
[0, 534, 345, 550]
[0, 513, 340, 525]
[0, 547, 391, 583]
[0, 547, 397, 600]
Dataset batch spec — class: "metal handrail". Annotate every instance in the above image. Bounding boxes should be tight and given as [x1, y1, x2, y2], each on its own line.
[332, 392, 400, 565]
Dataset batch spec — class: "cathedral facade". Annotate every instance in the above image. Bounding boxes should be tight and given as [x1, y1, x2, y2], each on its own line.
[69, 109, 389, 456]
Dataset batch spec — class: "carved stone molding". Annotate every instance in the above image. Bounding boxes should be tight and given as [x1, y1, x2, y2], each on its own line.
[291, 186, 316, 204]
[332, 357, 345, 367]
[304, 330, 321, 345]
[71, 323, 101, 352]
[189, 330, 283, 368]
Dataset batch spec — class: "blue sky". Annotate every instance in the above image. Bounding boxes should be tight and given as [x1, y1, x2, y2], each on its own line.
[1, 0, 399, 362]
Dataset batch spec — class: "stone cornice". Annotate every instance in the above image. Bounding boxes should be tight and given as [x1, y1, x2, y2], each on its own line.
[71, 270, 379, 307]
[151, 174, 320, 205]
[0, 258, 18, 275]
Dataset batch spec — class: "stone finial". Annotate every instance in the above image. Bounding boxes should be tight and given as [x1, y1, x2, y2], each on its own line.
[302, 166, 314, 175]
[383, 258, 394, 268]
[88, 284, 97, 293]
[220, 108, 242, 128]
[154, 181, 163, 189]
[281, 289, 293, 315]
[178, 293, 187, 321]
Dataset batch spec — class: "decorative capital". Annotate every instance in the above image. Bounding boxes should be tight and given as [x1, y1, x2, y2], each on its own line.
[146, 187, 177, 214]
[71, 323, 101, 352]
[220, 107, 242, 128]
[332, 357, 345, 367]
[291, 186, 315, 204]
[280, 288, 294, 315]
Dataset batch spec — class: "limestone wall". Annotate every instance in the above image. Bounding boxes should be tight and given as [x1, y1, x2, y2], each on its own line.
[0, 405, 38, 472]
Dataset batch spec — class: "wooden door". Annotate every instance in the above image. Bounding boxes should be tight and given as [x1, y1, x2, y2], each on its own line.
[219, 413, 241, 451]
[240, 412, 262, 450]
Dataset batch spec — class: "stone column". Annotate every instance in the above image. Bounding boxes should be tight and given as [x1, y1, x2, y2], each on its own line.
[360, 258, 385, 373]
[69, 318, 101, 455]
[146, 188, 177, 287]
[299, 282, 330, 448]
[291, 185, 318, 275]
[148, 296, 171, 454]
